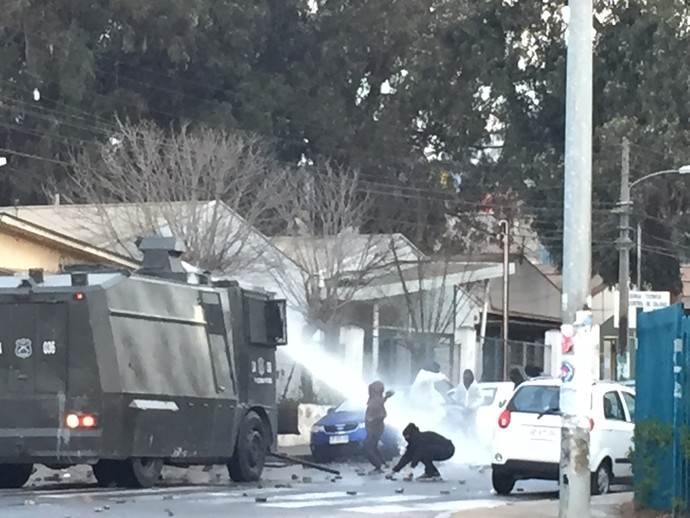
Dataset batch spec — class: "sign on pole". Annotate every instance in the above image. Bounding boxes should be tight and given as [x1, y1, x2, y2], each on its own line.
[613, 291, 670, 329]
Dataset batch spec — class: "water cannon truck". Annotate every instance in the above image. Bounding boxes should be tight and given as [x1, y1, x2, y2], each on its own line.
[0, 236, 288, 488]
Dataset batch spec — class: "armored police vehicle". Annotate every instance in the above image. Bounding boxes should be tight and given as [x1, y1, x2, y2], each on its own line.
[0, 236, 287, 489]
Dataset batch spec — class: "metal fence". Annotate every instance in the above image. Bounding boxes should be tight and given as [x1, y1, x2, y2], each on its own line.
[635, 303, 689, 512]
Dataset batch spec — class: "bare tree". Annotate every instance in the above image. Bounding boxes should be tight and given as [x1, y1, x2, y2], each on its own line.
[49, 118, 284, 271]
[270, 162, 412, 339]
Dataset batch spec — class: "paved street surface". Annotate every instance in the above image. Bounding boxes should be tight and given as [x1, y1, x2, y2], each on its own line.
[0, 458, 629, 517]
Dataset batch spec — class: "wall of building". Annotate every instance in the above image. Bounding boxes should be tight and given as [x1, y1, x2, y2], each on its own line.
[0, 230, 104, 272]
[489, 259, 561, 321]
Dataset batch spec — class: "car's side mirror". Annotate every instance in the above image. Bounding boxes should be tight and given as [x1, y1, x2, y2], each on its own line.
[498, 400, 506, 408]
[327, 407, 335, 414]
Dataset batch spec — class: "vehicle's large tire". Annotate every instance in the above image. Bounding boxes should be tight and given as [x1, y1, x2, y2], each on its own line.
[491, 469, 516, 495]
[591, 460, 612, 496]
[228, 411, 267, 482]
[119, 458, 163, 489]
[92, 460, 126, 488]
[0, 464, 33, 489]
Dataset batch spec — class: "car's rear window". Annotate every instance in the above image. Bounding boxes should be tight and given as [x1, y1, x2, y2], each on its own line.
[508, 385, 560, 414]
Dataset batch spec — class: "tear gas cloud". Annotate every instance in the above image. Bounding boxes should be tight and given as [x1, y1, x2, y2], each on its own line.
[281, 318, 493, 466]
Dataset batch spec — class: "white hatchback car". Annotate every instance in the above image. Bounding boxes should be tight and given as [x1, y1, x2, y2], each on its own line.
[491, 378, 635, 496]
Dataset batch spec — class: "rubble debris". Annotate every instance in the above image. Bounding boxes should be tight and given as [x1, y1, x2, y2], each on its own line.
[165, 509, 174, 517]
[395, 488, 404, 494]
[346, 491, 357, 496]
[458, 480, 466, 485]
[440, 490, 450, 495]
[163, 495, 174, 500]
[291, 474, 299, 480]
[23, 499, 36, 506]
[255, 497, 268, 503]
[94, 508, 103, 513]
[115, 499, 127, 505]
[104, 505, 111, 510]
[302, 476, 312, 483]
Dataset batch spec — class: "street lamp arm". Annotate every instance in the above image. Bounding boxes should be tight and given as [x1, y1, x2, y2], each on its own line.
[629, 169, 681, 190]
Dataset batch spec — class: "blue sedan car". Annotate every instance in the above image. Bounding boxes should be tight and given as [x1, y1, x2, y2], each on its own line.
[310, 398, 401, 462]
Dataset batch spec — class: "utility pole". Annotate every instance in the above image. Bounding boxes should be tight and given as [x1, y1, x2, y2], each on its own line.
[559, 0, 593, 514]
[617, 139, 631, 376]
[501, 219, 510, 381]
[636, 221, 642, 289]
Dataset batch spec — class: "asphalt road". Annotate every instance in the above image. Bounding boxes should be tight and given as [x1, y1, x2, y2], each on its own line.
[0, 459, 625, 517]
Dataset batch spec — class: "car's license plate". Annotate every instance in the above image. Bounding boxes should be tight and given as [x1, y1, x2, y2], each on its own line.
[329, 435, 349, 445]
[531, 428, 557, 440]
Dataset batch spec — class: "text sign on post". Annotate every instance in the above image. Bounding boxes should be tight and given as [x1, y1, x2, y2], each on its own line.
[613, 291, 670, 329]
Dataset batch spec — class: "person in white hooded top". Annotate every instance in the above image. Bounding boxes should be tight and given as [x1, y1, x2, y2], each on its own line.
[451, 369, 483, 442]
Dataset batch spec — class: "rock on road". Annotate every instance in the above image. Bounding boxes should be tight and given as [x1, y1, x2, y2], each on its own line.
[0, 460, 616, 517]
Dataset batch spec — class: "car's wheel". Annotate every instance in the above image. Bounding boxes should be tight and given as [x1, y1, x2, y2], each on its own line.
[0, 463, 33, 489]
[591, 460, 612, 495]
[311, 445, 333, 463]
[491, 469, 516, 495]
[118, 458, 163, 488]
[228, 411, 267, 482]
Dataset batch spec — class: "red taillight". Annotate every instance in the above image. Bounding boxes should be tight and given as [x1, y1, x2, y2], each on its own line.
[65, 412, 97, 429]
[73, 292, 85, 301]
[498, 409, 511, 429]
[589, 418, 594, 430]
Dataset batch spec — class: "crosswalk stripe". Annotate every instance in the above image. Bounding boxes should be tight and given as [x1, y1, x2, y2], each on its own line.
[344, 498, 506, 514]
[260, 494, 433, 509]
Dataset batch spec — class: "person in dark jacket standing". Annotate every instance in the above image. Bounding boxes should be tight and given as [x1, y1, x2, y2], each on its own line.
[391, 423, 455, 480]
[363, 380, 394, 474]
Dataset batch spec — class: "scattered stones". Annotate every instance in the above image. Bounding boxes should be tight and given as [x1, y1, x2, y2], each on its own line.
[34, 477, 42, 482]
[302, 476, 312, 483]
[115, 499, 127, 505]
[356, 470, 366, 477]
[62, 473, 71, 479]
[346, 491, 357, 496]
[275, 483, 287, 488]
[23, 499, 36, 506]
[385, 473, 396, 480]
[334, 475, 342, 480]
[403, 473, 414, 482]
[257, 484, 263, 489]
[255, 497, 268, 503]
[458, 480, 466, 485]
[440, 490, 450, 495]
[285, 483, 293, 489]
[516, 488, 524, 493]
[242, 493, 248, 497]
[165, 509, 174, 517]
[104, 505, 111, 511]
[395, 488, 404, 494]
[163, 495, 174, 500]
[291, 474, 299, 480]
[94, 508, 103, 513]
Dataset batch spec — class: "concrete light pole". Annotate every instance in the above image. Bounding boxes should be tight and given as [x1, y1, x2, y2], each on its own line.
[616, 159, 690, 377]
[559, 0, 593, 515]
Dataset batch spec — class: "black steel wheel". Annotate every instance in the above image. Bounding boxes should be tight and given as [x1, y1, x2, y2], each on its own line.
[591, 460, 612, 495]
[0, 464, 33, 489]
[228, 411, 267, 482]
[119, 458, 163, 488]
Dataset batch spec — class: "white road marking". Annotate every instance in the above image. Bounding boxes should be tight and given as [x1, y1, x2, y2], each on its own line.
[345, 498, 507, 514]
[261, 494, 432, 509]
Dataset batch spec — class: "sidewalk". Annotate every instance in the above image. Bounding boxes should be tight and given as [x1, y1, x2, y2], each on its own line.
[451, 492, 634, 517]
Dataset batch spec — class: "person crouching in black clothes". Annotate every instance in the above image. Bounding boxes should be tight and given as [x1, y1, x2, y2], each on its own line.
[391, 423, 455, 480]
